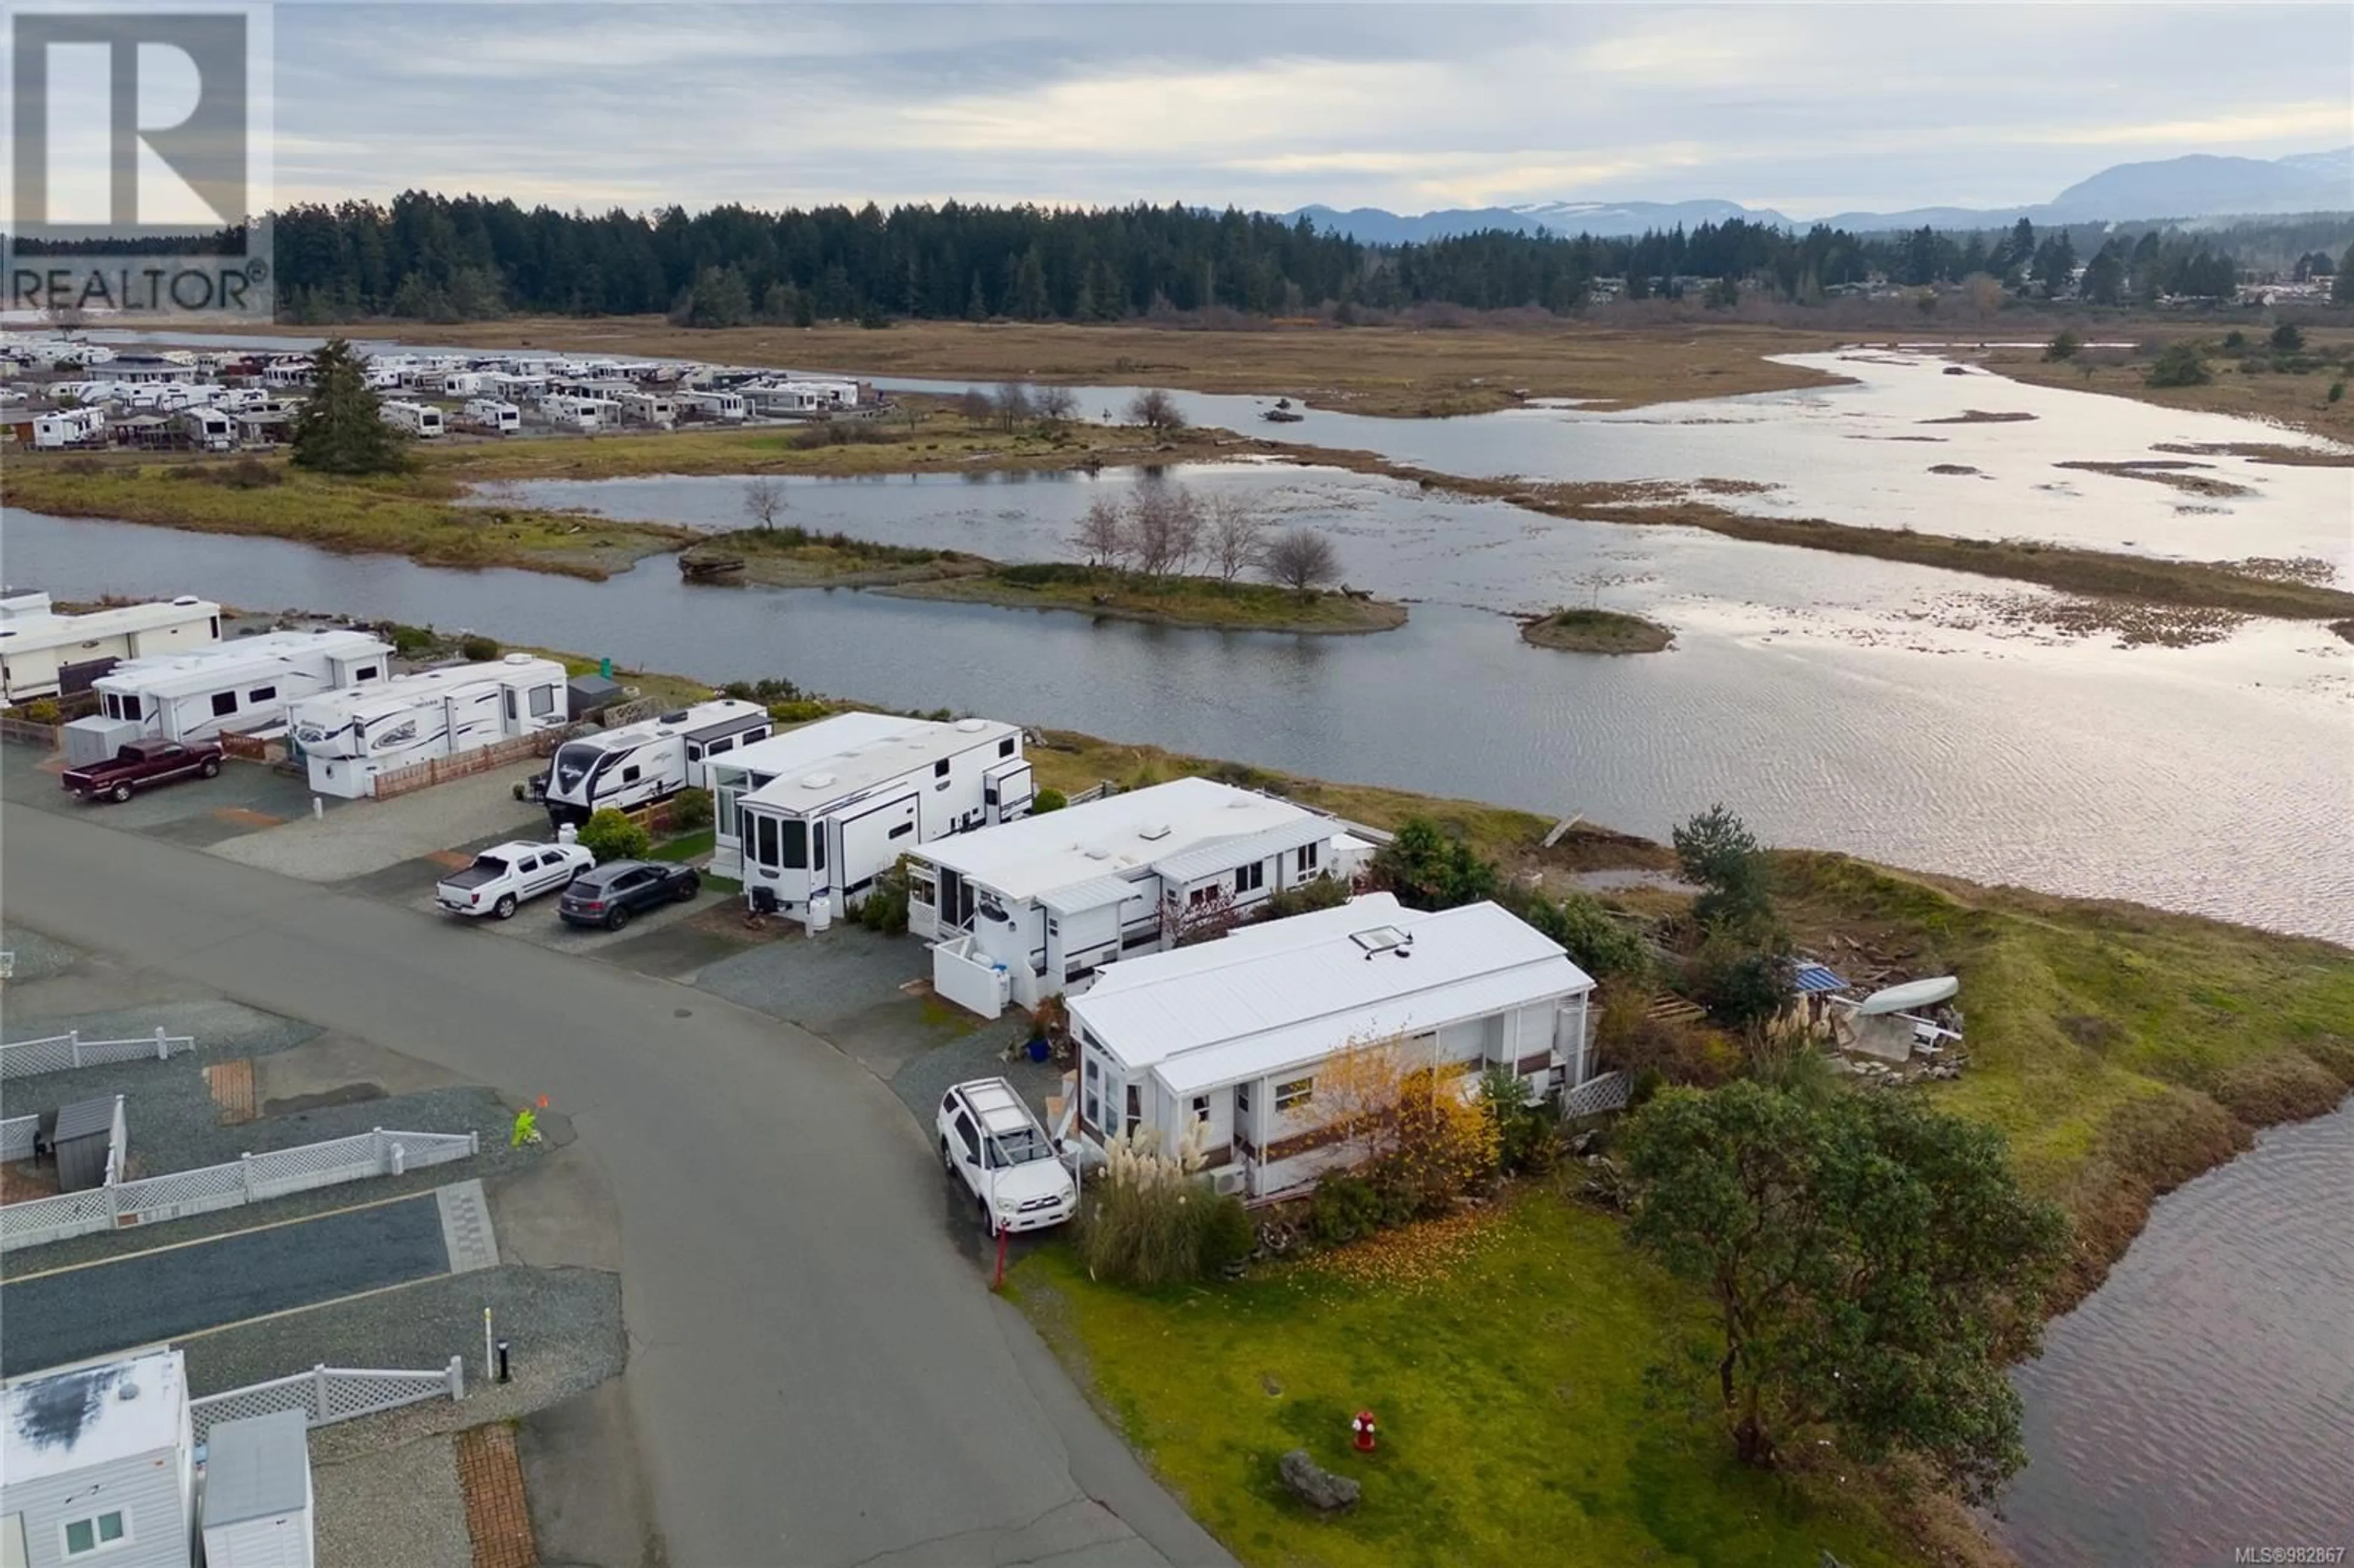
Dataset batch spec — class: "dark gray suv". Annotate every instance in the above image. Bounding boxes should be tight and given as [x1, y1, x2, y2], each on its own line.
[556, 860, 700, 931]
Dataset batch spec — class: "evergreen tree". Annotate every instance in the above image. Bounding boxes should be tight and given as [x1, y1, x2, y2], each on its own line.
[289, 339, 407, 475]
[2336, 245, 2354, 305]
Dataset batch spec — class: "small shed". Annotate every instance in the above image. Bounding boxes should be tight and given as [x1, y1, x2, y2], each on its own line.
[52, 1094, 119, 1192]
[566, 671, 622, 720]
[199, 1409, 314, 1568]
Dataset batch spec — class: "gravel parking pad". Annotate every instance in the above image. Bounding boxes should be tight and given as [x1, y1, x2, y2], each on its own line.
[0, 926, 83, 983]
[1, 1192, 451, 1376]
[890, 1017, 1065, 1130]
[691, 923, 928, 1027]
[205, 763, 546, 882]
[315, 1434, 473, 1568]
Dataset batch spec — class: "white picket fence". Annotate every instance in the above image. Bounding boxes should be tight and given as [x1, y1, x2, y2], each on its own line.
[0, 1127, 479, 1252]
[0, 1114, 36, 1162]
[190, 1358, 466, 1448]
[0, 1028, 194, 1080]
[1562, 1070, 1633, 1119]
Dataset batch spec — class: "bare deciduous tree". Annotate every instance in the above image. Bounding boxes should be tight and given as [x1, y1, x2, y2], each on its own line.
[958, 387, 994, 425]
[1126, 484, 1202, 578]
[1205, 493, 1270, 581]
[1262, 527, 1340, 595]
[1070, 495, 1129, 570]
[1127, 387, 1184, 433]
[993, 382, 1034, 432]
[1035, 386, 1078, 425]
[743, 476, 786, 532]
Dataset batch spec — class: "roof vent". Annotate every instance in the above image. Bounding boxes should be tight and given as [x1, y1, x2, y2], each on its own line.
[1137, 823, 1172, 842]
[1350, 926, 1411, 958]
[1084, 847, 1110, 861]
[802, 773, 836, 789]
[504, 652, 533, 665]
[660, 710, 690, 725]
[172, 595, 200, 606]
[954, 718, 986, 732]
[118, 1381, 140, 1402]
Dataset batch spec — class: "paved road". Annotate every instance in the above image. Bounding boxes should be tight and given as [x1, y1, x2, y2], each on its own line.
[3, 802, 1230, 1568]
[2, 1193, 448, 1377]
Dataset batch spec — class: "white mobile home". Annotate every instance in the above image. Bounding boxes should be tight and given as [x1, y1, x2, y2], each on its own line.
[31, 408, 105, 449]
[1, 1349, 196, 1568]
[175, 407, 234, 451]
[617, 391, 676, 428]
[725, 713, 1031, 924]
[459, 397, 521, 435]
[260, 359, 312, 389]
[912, 776, 1362, 1017]
[379, 400, 444, 438]
[287, 654, 568, 799]
[1066, 894, 1596, 1200]
[0, 591, 221, 703]
[541, 394, 615, 432]
[677, 389, 747, 422]
[73, 628, 392, 747]
[487, 373, 545, 404]
[437, 370, 490, 398]
[543, 698, 772, 826]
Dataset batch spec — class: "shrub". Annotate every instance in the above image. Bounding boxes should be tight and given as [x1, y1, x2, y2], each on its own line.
[384, 623, 435, 657]
[1373, 817, 1499, 910]
[2043, 330, 2081, 362]
[577, 807, 652, 864]
[859, 858, 911, 933]
[1259, 874, 1350, 920]
[1030, 786, 1068, 814]
[2222, 329, 2248, 351]
[1308, 1171, 1392, 1246]
[2331, 381, 2345, 404]
[2269, 322, 2304, 353]
[2145, 343, 2212, 388]
[669, 786, 714, 832]
[1480, 1064, 1560, 1175]
[20, 698, 63, 726]
[1496, 883, 1650, 980]
[768, 699, 830, 724]
[1074, 1127, 1244, 1287]
[459, 634, 500, 662]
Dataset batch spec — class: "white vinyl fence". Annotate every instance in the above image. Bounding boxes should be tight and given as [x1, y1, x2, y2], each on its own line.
[0, 1027, 194, 1080]
[0, 1114, 36, 1162]
[190, 1358, 466, 1447]
[0, 1127, 478, 1252]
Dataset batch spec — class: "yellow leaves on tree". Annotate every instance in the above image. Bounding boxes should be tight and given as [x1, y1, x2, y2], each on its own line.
[1314, 1036, 1501, 1214]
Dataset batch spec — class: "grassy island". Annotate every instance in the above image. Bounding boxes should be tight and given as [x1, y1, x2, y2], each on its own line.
[1519, 606, 1674, 653]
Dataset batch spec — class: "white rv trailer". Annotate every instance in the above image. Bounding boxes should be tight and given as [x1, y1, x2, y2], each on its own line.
[73, 628, 394, 746]
[261, 358, 313, 388]
[618, 391, 676, 428]
[460, 397, 522, 434]
[677, 389, 747, 422]
[30, 408, 105, 449]
[0, 590, 221, 702]
[175, 407, 235, 451]
[439, 370, 491, 398]
[542, 698, 773, 826]
[379, 400, 445, 438]
[488, 373, 545, 403]
[723, 714, 1032, 924]
[541, 394, 615, 432]
[288, 654, 569, 799]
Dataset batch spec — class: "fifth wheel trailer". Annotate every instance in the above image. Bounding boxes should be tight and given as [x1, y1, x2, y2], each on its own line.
[541, 698, 773, 826]
[68, 628, 392, 750]
[0, 590, 221, 703]
[287, 655, 570, 799]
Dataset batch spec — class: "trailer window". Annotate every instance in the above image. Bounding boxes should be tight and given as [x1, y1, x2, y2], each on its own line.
[888, 821, 914, 840]
[755, 813, 779, 869]
[935, 759, 951, 778]
[780, 819, 807, 870]
[812, 824, 825, 872]
[999, 737, 1015, 758]
[506, 689, 519, 723]
[210, 691, 237, 717]
[248, 685, 277, 703]
[354, 664, 380, 681]
[530, 685, 556, 717]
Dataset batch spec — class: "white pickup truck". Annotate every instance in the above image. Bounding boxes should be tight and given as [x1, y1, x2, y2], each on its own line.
[435, 840, 595, 919]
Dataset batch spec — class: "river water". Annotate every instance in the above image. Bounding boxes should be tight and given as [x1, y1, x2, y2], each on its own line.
[29, 331, 2354, 1562]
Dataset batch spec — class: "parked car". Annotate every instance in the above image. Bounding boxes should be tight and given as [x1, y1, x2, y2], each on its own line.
[61, 740, 223, 804]
[555, 859, 699, 931]
[436, 840, 595, 920]
[937, 1078, 1076, 1233]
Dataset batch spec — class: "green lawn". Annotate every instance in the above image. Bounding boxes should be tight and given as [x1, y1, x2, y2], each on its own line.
[1013, 1192, 1921, 1568]
[650, 828, 714, 863]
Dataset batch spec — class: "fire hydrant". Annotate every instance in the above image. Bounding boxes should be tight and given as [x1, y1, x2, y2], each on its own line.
[1350, 1410, 1377, 1453]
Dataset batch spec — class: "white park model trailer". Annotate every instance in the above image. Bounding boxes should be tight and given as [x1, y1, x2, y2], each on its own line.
[287, 654, 570, 799]
[67, 628, 394, 752]
[721, 712, 1032, 927]
[0, 590, 221, 703]
[542, 698, 773, 826]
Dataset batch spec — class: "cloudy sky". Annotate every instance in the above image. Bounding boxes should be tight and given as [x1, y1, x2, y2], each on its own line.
[262, 2, 2351, 218]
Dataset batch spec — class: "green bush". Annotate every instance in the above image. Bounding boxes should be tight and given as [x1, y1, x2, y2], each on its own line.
[859, 859, 911, 933]
[2222, 329, 2248, 351]
[1307, 1171, 1398, 1247]
[20, 698, 63, 726]
[2145, 343, 2212, 388]
[385, 623, 435, 657]
[459, 634, 499, 662]
[2043, 330, 2081, 362]
[1480, 1064, 1561, 1176]
[1030, 786, 1068, 815]
[577, 807, 652, 864]
[669, 786, 714, 832]
[2270, 322, 2304, 353]
[2330, 381, 2345, 404]
[1496, 883, 1651, 981]
[996, 561, 1095, 587]
[768, 699, 830, 724]
[1260, 874, 1351, 920]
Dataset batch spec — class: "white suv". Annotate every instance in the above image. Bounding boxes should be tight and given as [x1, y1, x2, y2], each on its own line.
[937, 1078, 1077, 1233]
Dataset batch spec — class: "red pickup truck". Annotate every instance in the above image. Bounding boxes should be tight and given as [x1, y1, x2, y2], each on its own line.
[61, 741, 224, 803]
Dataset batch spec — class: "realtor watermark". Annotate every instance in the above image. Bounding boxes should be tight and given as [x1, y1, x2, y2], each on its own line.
[2234, 1548, 2348, 1565]
[6, 1, 274, 319]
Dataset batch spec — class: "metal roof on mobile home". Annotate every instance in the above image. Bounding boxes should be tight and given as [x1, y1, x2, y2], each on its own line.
[737, 713, 1019, 812]
[1069, 893, 1594, 1096]
[912, 777, 1328, 900]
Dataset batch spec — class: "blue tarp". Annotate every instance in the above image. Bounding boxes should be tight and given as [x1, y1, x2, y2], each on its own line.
[1792, 962, 1849, 995]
